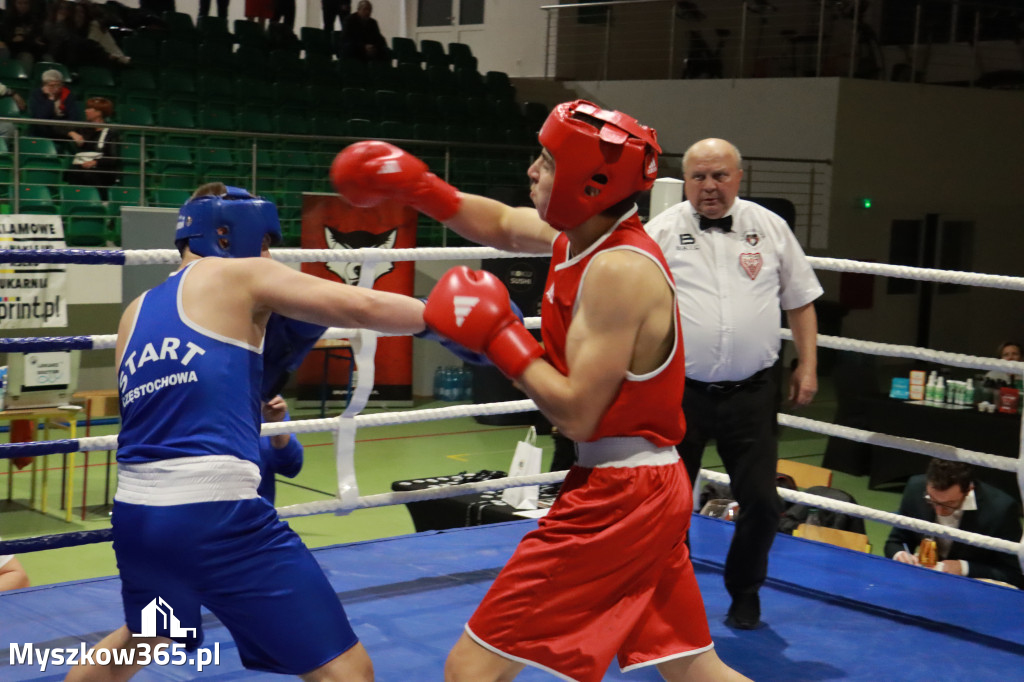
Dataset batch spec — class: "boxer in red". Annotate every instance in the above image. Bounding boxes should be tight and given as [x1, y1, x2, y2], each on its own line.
[331, 101, 750, 682]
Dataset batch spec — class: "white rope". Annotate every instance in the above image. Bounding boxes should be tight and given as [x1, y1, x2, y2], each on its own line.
[120, 246, 547, 266]
[779, 329, 1024, 374]
[701, 470, 1021, 556]
[777, 414, 1019, 473]
[807, 257, 1024, 292]
[278, 470, 568, 519]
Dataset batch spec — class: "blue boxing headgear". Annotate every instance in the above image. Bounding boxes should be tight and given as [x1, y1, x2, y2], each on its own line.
[175, 186, 282, 258]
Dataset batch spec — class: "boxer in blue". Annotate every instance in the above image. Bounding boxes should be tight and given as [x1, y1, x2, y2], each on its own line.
[67, 183, 429, 681]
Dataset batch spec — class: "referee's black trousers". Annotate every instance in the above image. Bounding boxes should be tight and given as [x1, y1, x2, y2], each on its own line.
[678, 368, 783, 600]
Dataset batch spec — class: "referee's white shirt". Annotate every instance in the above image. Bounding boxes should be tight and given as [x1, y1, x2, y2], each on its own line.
[646, 198, 823, 383]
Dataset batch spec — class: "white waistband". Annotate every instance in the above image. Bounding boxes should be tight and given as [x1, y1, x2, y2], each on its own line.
[575, 437, 679, 469]
[115, 455, 261, 506]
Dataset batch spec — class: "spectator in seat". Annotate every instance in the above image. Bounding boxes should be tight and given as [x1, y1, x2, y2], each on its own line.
[0, 82, 27, 140]
[3, 0, 48, 71]
[340, 1, 387, 62]
[64, 96, 120, 199]
[28, 68, 83, 143]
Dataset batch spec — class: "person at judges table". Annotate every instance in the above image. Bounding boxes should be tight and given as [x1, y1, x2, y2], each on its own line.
[331, 101, 749, 682]
[645, 137, 823, 630]
[885, 458, 1023, 588]
[984, 341, 1021, 385]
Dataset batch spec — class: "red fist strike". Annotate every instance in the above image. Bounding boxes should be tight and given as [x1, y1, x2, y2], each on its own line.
[425, 266, 543, 379]
[330, 140, 461, 222]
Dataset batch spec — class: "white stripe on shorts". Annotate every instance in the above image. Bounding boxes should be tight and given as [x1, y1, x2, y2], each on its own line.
[575, 437, 679, 469]
[115, 455, 261, 506]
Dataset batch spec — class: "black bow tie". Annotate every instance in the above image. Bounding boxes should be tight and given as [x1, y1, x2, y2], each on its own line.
[699, 215, 733, 232]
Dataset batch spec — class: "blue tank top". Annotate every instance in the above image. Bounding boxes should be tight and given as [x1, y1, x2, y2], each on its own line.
[117, 261, 263, 465]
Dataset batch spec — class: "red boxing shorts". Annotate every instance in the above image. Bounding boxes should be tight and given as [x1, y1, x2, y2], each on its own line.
[466, 459, 713, 682]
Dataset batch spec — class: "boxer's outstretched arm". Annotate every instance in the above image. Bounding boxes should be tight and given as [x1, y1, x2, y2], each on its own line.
[443, 194, 557, 255]
[249, 258, 427, 335]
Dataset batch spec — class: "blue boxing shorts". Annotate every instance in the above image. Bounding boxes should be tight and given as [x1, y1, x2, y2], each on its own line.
[113, 497, 358, 675]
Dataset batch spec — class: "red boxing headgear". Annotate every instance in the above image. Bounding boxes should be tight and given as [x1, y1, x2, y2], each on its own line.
[537, 100, 661, 230]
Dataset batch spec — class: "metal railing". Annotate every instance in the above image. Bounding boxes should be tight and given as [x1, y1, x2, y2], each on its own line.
[541, 0, 1024, 87]
[1, 116, 832, 250]
[0, 116, 537, 246]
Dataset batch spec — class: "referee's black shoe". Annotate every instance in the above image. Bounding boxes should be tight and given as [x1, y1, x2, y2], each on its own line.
[725, 593, 761, 630]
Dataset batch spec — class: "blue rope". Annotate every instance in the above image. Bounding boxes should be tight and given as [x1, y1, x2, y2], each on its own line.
[0, 248, 126, 265]
[0, 336, 97, 352]
[0, 438, 81, 458]
[0, 528, 113, 554]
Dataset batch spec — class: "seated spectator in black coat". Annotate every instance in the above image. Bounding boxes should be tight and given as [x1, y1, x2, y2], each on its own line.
[3, 0, 48, 71]
[339, 0, 387, 62]
[885, 458, 1024, 588]
[28, 68, 83, 142]
[64, 97, 120, 199]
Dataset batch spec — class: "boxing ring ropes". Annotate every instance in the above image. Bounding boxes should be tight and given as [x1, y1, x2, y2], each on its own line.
[0, 244, 1022, 573]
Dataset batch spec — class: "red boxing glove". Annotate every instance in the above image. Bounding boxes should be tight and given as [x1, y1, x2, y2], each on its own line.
[330, 140, 461, 222]
[425, 266, 543, 379]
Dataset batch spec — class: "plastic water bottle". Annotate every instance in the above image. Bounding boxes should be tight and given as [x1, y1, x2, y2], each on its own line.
[460, 367, 473, 402]
[445, 367, 459, 401]
[433, 366, 443, 400]
[806, 508, 822, 526]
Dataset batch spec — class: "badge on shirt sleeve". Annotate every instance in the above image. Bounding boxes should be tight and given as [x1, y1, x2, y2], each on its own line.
[740, 253, 762, 280]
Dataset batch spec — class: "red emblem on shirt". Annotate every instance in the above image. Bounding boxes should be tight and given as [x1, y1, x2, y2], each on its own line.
[740, 253, 762, 280]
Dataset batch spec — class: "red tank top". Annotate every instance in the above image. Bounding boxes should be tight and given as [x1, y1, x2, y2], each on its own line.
[540, 211, 686, 447]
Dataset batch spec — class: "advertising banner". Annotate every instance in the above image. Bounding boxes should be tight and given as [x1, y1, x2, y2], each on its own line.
[0, 215, 67, 329]
[296, 194, 416, 406]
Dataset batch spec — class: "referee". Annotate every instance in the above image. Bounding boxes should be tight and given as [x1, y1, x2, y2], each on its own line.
[647, 137, 823, 629]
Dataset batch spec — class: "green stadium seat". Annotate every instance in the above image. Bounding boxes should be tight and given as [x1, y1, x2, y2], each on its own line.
[391, 37, 420, 65]
[522, 101, 549, 130]
[336, 59, 370, 89]
[150, 146, 195, 189]
[300, 27, 333, 58]
[345, 118, 379, 139]
[485, 71, 516, 100]
[76, 66, 118, 99]
[160, 40, 200, 72]
[0, 97, 24, 118]
[198, 106, 235, 132]
[163, 11, 199, 44]
[159, 69, 197, 102]
[396, 62, 427, 93]
[231, 46, 271, 79]
[374, 89, 406, 122]
[234, 20, 270, 50]
[340, 87, 375, 120]
[149, 188, 192, 208]
[269, 49, 304, 83]
[121, 33, 162, 68]
[419, 40, 449, 69]
[405, 92, 438, 123]
[236, 110, 274, 134]
[15, 185, 57, 215]
[195, 146, 240, 185]
[273, 112, 311, 136]
[367, 61, 400, 90]
[64, 216, 109, 246]
[447, 42, 476, 70]
[195, 72, 233, 106]
[379, 120, 414, 141]
[119, 68, 159, 108]
[197, 16, 233, 46]
[60, 185, 107, 217]
[454, 68, 486, 96]
[425, 65, 456, 95]
[196, 42, 234, 74]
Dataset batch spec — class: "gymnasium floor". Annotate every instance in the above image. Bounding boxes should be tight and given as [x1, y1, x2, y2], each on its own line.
[2, 383, 906, 588]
